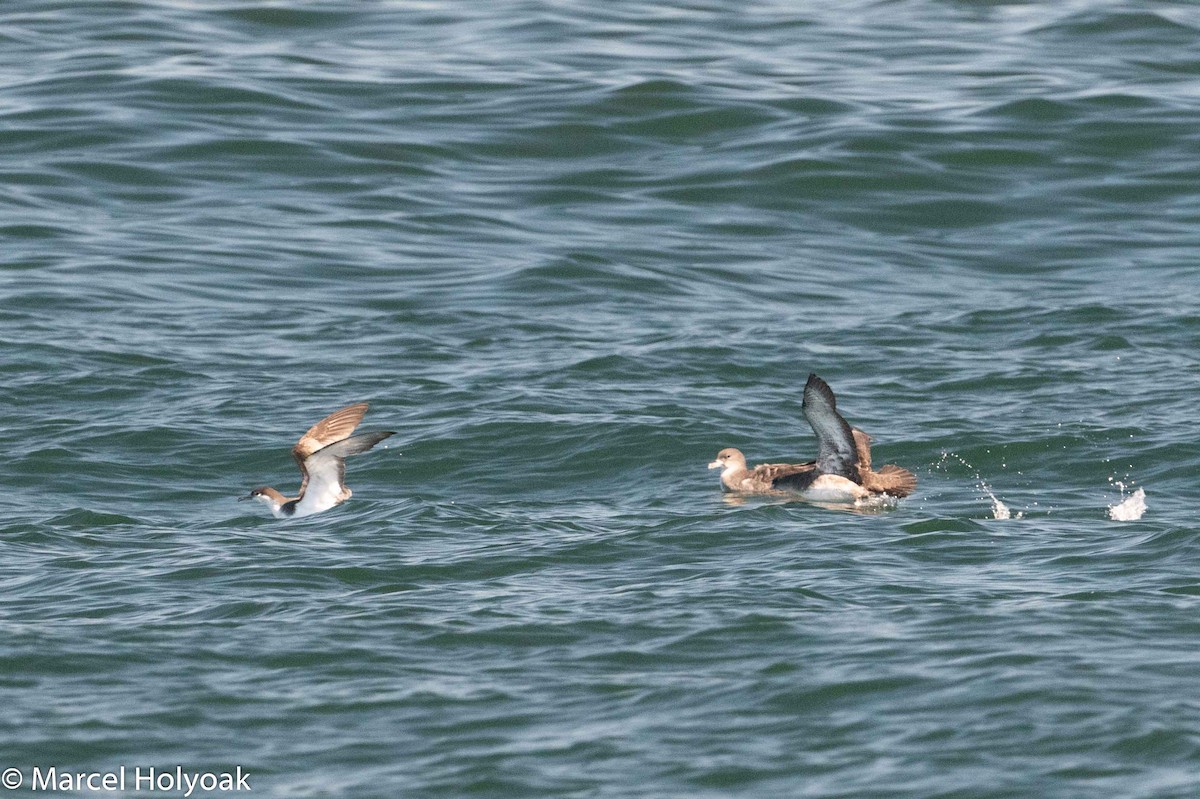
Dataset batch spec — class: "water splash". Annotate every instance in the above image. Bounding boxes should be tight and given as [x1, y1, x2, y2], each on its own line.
[936, 451, 1021, 520]
[855, 493, 900, 512]
[990, 496, 1012, 521]
[1107, 479, 1147, 521]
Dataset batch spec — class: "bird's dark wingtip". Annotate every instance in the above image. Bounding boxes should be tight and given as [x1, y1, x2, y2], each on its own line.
[802, 373, 837, 410]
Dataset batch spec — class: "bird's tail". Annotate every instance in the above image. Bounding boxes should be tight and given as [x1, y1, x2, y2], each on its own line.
[862, 464, 917, 498]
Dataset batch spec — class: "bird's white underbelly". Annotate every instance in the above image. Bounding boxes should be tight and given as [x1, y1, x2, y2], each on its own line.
[291, 487, 347, 517]
[799, 474, 868, 503]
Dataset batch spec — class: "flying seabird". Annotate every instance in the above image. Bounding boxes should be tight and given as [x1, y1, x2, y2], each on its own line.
[708, 374, 916, 502]
[240, 402, 395, 518]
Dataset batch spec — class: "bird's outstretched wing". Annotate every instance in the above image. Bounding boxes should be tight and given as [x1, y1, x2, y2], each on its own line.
[294, 431, 395, 515]
[292, 403, 369, 494]
[801, 374, 859, 481]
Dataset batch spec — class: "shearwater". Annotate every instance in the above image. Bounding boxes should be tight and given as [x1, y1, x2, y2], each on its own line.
[709, 373, 916, 502]
[240, 402, 395, 518]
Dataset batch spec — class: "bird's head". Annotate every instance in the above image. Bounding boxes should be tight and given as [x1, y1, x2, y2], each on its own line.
[708, 448, 747, 473]
[239, 486, 286, 510]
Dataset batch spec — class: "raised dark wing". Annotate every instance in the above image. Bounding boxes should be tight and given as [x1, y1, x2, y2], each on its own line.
[802, 374, 859, 480]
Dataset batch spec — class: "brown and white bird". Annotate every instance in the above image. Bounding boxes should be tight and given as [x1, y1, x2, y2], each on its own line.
[708, 374, 916, 502]
[240, 402, 395, 518]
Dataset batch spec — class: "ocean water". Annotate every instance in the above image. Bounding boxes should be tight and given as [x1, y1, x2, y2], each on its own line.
[3, 1, 1200, 797]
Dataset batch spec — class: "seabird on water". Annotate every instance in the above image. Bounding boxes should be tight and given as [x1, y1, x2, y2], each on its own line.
[240, 402, 395, 518]
[708, 373, 917, 502]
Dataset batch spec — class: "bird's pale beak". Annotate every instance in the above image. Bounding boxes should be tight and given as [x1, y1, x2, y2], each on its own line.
[708, 460, 722, 470]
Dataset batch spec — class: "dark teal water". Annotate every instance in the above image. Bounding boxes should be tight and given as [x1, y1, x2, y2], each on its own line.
[3, 2, 1199, 797]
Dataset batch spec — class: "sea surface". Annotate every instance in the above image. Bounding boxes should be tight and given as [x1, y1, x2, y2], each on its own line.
[2, 1, 1199, 797]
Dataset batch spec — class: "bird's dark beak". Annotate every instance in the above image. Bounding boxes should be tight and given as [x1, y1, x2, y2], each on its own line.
[237, 494, 253, 502]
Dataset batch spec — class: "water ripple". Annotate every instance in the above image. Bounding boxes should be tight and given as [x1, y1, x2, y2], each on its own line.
[3, 1, 1200, 797]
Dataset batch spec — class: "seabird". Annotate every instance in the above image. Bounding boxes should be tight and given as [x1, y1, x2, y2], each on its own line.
[240, 402, 395, 518]
[708, 373, 917, 502]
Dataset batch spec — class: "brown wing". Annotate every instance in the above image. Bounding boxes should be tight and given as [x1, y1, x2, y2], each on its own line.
[852, 428, 873, 471]
[748, 461, 818, 490]
[292, 402, 369, 493]
[861, 464, 918, 497]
